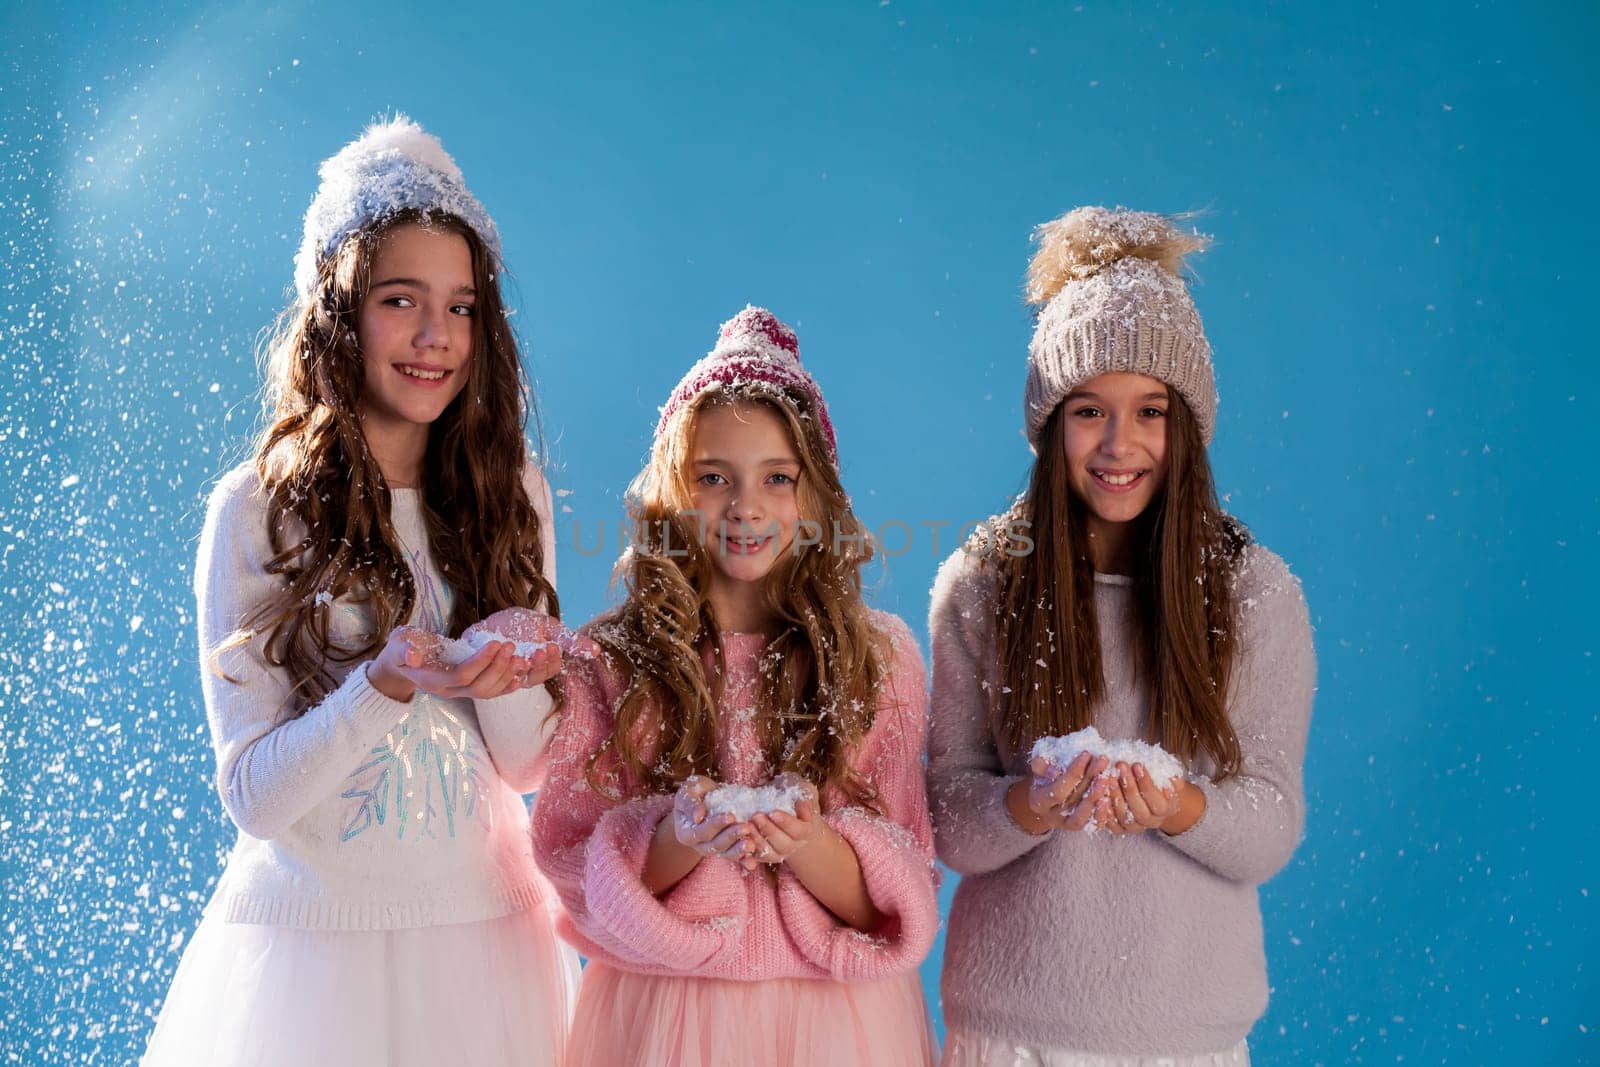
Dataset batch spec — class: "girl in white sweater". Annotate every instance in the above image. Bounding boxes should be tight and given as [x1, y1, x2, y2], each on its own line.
[142, 117, 581, 1067]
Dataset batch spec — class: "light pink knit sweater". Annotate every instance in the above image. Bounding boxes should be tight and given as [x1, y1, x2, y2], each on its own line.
[531, 611, 939, 982]
[928, 541, 1315, 1056]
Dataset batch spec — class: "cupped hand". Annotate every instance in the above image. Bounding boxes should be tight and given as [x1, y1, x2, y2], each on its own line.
[745, 774, 823, 871]
[1026, 751, 1112, 833]
[465, 609, 601, 690]
[1095, 761, 1184, 835]
[368, 626, 524, 702]
[672, 775, 757, 863]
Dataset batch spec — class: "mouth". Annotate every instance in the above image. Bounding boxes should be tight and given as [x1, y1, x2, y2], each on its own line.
[721, 535, 773, 556]
[1090, 468, 1149, 493]
[394, 363, 454, 386]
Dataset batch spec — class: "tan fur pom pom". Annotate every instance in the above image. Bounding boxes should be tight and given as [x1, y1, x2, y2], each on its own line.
[1025, 206, 1210, 306]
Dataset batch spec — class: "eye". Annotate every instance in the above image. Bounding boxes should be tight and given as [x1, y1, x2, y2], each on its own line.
[697, 473, 727, 487]
[382, 295, 416, 309]
[1140, 406, 1168, 418]
[767, 473, 796, 486]
[450, 303, 475, 317]
[1070, 405, 1102, 418]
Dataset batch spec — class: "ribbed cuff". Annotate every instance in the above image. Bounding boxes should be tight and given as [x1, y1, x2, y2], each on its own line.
[777, 807, 938, 981]
[583, 795, 747, 974]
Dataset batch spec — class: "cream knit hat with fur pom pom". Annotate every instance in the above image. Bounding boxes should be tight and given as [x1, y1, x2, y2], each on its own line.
[1023, 206, 1217, 447]
[293, 114, 500, 303]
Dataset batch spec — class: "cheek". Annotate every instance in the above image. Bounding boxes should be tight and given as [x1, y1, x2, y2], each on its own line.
[1061, 425, 1097, 469]
[1145, 426, 1170, 472]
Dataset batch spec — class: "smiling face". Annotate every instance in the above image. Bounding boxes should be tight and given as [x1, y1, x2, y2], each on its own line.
[355, 222, 476, 461]
[1060, 372, 1171, 559]
[685, 400, 804, 625]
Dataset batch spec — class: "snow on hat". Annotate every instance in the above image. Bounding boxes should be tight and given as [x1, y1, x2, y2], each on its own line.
[1024, 206, 1217, 447]
[656, 306, 839, 465]
[293, 114, 500, 303]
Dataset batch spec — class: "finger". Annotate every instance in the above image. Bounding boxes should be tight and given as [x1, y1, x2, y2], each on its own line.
[688, 811, 736, 844]
[1131, 764, 1172, 818]
[1057, 754, 1109, 804]
[1060, 758, 1101, 810]
[1122, 766, 1156, 825]
[1088, 788, 1112, 825]
[446, 642, 504, 688]
[1061, 779, 1105, 832]
[1029, 755, 1055, 780]
[753, 815, 798, 856]
[518, 646, 562, 687]
[470, 649, 520, 697]
[1108, 773, 1135, 827]
[707, 823, 753, 859]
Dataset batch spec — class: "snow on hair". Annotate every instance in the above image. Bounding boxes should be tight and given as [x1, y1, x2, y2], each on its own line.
[1025, 206, 1210, 307]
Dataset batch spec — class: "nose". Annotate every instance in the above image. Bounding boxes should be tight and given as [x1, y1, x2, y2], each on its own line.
[724, 492, 764, 530]
[414, 305, 451, 351]
[1098, 415, 1134, 458]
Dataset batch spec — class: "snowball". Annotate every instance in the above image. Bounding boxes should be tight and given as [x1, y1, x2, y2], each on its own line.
[1031, 725, 1185, 785]
[704, 782, 806, 822]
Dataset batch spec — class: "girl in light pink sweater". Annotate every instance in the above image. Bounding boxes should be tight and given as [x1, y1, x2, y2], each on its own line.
[929, 209, 1316, 1066]
[533, 307, 939, 1067]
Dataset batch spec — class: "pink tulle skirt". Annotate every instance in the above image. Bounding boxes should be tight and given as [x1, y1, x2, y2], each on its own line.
[141, 907, 579, 1067]
[566, 962, 935, 1067]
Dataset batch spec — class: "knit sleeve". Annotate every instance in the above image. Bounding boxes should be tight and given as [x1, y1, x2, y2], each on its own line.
[198, 467, 412, 841]
[926, 550, 1052, 875]
[1161, 545, 1316, 885]
[776, 613, 940, 980]
[530, 651, 748, 975]
[474, 460, 561, 793]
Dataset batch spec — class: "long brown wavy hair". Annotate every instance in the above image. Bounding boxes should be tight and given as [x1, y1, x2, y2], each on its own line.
[588, 390, 889, 808]
[987, 394, 1249, 778]
[233, 208, 556, 715]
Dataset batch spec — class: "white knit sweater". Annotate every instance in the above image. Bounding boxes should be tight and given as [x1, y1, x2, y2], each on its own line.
[195, 461, 559, 930]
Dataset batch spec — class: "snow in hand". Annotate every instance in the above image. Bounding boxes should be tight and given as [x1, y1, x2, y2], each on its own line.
[409, 609, 597, 669]
[1031, 725, 1185, 785]
[704, 782, 806, 822]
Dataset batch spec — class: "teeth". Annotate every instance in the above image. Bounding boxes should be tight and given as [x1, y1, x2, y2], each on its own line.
[1095, 471, 1140, 486]
[400, 366, 446, 381]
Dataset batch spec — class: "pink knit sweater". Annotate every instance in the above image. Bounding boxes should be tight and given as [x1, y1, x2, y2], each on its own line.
[531, 610, 938, 982]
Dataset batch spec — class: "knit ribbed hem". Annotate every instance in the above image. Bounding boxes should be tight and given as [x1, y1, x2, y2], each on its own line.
[211, 877, 546, 931]
[349, 661, 418, 728]
[941, 1007, 1251, 1064]
[776, 808, 937, 981]
[583, 794, 746, 974]
[1157, 776, 1236, 875]
[981, 774, 1056, 865]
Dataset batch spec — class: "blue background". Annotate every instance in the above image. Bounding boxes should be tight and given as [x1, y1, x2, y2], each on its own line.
[3, 2, 1595, 1063]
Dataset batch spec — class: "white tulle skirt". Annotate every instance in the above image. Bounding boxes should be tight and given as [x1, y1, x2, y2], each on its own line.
[142, 907, 579, 1067]
[942, 1031, 1249, 1067]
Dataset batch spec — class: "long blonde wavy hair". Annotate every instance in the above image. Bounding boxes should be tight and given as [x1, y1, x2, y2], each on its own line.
[233, 209, 557, 715]
[588, 389, 889, 807]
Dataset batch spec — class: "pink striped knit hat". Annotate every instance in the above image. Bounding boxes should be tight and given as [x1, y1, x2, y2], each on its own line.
[656, 306, 838, 465]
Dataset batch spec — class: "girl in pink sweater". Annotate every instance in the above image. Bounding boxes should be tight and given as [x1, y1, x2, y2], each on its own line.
[533, 307, 939, 1066]
[928, 209, 1316, 1065]
[142, 118, 580, 1067]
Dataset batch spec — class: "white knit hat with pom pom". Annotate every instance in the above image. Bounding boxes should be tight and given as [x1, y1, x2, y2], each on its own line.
[1024, 206, 1217, 446]
[293, 114, 500, 303]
